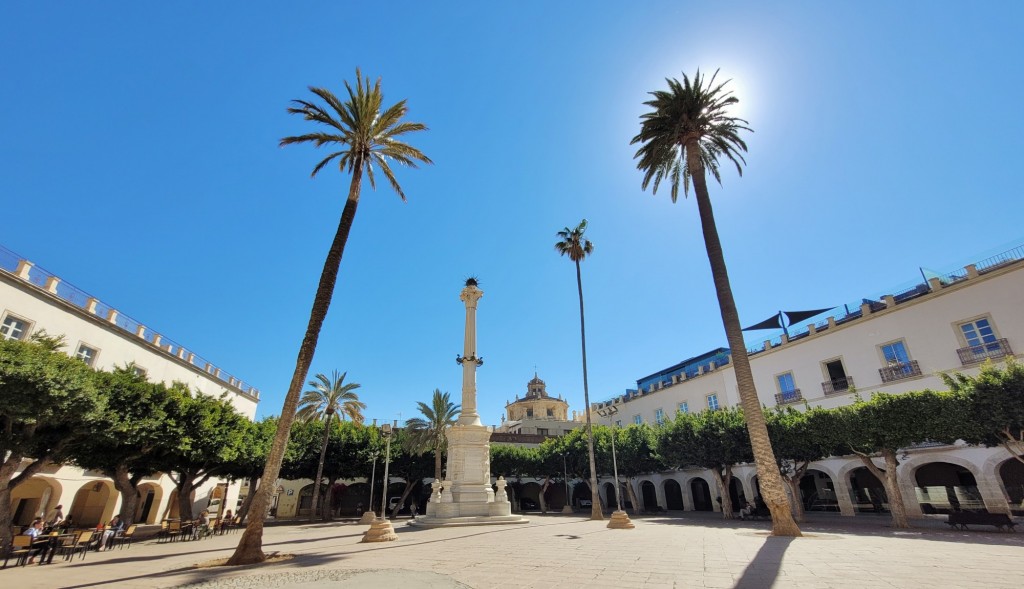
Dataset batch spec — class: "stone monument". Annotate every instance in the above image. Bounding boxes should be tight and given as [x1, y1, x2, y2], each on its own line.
[408, 279, 528, 527]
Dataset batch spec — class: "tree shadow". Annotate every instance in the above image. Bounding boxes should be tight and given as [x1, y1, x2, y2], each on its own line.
[733, 536, 794, 589]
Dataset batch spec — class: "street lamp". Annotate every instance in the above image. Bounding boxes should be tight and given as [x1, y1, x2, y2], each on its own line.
[561, 452, 573, 514]
[361, 420, 399, 542]
[359, 450, 379, 524]
[595, 405, 634, 529]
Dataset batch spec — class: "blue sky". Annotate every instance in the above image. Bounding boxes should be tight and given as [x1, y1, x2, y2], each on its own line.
[2, 2, 1022, 425]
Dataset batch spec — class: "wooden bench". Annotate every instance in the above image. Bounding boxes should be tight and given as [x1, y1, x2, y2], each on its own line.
[946, 511, 1016, 532]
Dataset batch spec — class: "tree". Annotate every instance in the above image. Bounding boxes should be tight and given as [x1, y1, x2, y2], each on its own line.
[490, 444, 541, 512]
[554, 219, 603, 521]
[765, 407, 844, 522]
[158, 387, 248, 522]
[404, 389, 460, 481]
[833, 390, 966, 528]
[296, 371, 364, 521]
[659, 407, 751, 518]
[945, 359, 1024, 464]
[612, 424, 664, 513]
[385, 428, 433, 517]
[220, 417, 276, 523]
[0, 333, 101, 551]
[631, 69, 800, 536]
[229, 70, 431, 565]
[68, 367, 177, 525]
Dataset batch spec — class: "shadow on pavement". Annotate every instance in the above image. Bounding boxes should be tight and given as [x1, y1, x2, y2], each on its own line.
[733, 536, 794, 589]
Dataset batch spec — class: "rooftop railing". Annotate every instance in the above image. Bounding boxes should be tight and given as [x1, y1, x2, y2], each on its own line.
[0, 244, 259, 399]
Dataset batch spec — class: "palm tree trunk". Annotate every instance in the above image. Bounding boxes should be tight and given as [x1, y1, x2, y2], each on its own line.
[227, 165, 364, 565]
[575, 260, 604, 521]
[686, 144, 801, 537]
[434, 446, 443, 482]
[309, 413, 333, 522]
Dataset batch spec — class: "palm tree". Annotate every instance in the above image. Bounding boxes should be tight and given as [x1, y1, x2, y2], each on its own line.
[555, 220, 603, 521]
[228, 70, 431, 565]
[404, 389, 461, 481]
[630, 69, 801, 536]
[297, 371, 365, 521]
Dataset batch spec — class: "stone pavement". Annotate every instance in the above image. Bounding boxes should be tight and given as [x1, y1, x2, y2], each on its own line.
[3, 512, 1021, 588]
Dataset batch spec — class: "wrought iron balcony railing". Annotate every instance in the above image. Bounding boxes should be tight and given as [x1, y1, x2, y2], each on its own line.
[774, 389, 803, 405]
[822, 376, 855, 395]
[957, 338, 1012, 365]
[879, 360, 922, 383]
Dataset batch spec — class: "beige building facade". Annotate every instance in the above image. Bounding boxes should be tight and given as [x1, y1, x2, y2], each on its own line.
[1, 244, 260, 526]
[591, 245, 1024, 519]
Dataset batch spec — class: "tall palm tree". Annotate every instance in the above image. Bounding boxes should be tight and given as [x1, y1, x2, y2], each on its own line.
[555, 220, 603, 521]
[228, 69, 431, 565]
[631, 69, 801, 536]
[404, 389, 461, 481]
[297, 371, 365, 521]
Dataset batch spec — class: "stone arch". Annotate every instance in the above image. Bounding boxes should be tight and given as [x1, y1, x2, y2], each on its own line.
[520, 481, 542, 510]
[902, 454, 988, 514]
[10, 476, 62, 526]
[663, 479, 684, 510]
[640, 480, 657, 511]
[135, 483, 164, 524]
[69, 480, 117, 526]
[571, 481, 592, 509]
[998, 456, 1024, 514]
[799, 469, 840, 512]
[688, 477, 713, 511]
[728, 477, 745, 511]
[297, 483, 330, 517]
[845, 466, 888, 514]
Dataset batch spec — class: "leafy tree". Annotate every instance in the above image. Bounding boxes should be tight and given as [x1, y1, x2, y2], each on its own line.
[612, 424, 664, 513]
[221, 417, 276, 522]
[296, 371, 364, 521]
[158, 387, 248, 522]
[404, 389, 460, 480]
[490, 444, 541, 512]
[833, 390, 966, 528]
[68, 366, 177, 525]
[385, 428, 433, 517]
[659, 407, 751, 519]
[631, 69, 800, 536]
[945, 359, 1024, 464]
[554, 219, 603, 521]
[765, 407, 844, 522]
[229, 70, 430, 565]
[0, 334, 101, 551]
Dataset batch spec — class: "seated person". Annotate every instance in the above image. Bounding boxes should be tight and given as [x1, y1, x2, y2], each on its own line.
[25, 520, 53, 564]
[99, 515, 125, 550]
[738, 501, 755, 520]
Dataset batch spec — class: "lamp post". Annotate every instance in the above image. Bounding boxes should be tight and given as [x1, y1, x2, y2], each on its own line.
[595, 405, 633, 529]
[561, 452, 573, 514]
[359, 451, 379, 524]
[361, 421, 398, 542]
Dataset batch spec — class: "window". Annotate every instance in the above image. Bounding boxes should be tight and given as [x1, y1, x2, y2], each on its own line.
[132, 365, 147, 378]
[537, 428, 549, 436]
[881, 340, 910, 365]
[526, 408, 533, 418]
[0, 315, 29, 341]
[655, 408, 665, 425]
[776, 372, 796, 393]
[75, 344, 98, 367]
[633, 414, 643, 425]
[957, 316, 1010, 364]
[821, 358, 850, 393]
[615, 420, 622, 427]
[678, 402, 689, 414]
[878, 340, 920, 382]
[546, 408, 554, 417]
[707, 393, 719, 411]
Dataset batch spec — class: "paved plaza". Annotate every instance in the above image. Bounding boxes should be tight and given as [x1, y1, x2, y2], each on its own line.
[4, 512, 1020, 588]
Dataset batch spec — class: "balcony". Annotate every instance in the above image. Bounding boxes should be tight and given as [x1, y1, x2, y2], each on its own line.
[957, 338, 1013, 365]
[822, 376, 855, 395]
[774, 389, 803, 405]
[879, 360, 922, 383]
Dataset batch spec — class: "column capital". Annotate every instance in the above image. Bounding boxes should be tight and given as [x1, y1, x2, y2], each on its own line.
[460, 285, 483, 307]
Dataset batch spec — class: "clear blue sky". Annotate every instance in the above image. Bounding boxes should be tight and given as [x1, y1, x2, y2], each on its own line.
[2, 2, 1022, 425]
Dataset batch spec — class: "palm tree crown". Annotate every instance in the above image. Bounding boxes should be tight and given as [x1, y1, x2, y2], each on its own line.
[404, 389, 461, 480]
[631, 69, 750, 202]
[280, 69, 432, 199]
[554, 220, 594, 263]
[297, 371, 365, 424]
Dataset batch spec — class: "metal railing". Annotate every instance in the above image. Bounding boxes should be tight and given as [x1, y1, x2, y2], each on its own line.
[822, 376, 855, 395]
[957, 339, 1013, 365]
[774, 389, 803, 405]
[879, 360, 922, 383]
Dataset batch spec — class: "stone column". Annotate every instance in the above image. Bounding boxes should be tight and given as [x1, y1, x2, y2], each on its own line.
[458, 284, 483, 426]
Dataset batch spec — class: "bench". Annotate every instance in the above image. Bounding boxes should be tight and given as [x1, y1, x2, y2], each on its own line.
[946, 511, 1016, 532]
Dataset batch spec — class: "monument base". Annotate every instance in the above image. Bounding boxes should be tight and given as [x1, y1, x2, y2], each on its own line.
[361, 517, 398, 542]
[607, 510, 635, 529]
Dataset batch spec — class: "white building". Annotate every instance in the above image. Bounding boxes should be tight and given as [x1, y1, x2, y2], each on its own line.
[591, 244, 1023, 519]
[1, 244, 260, 527]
